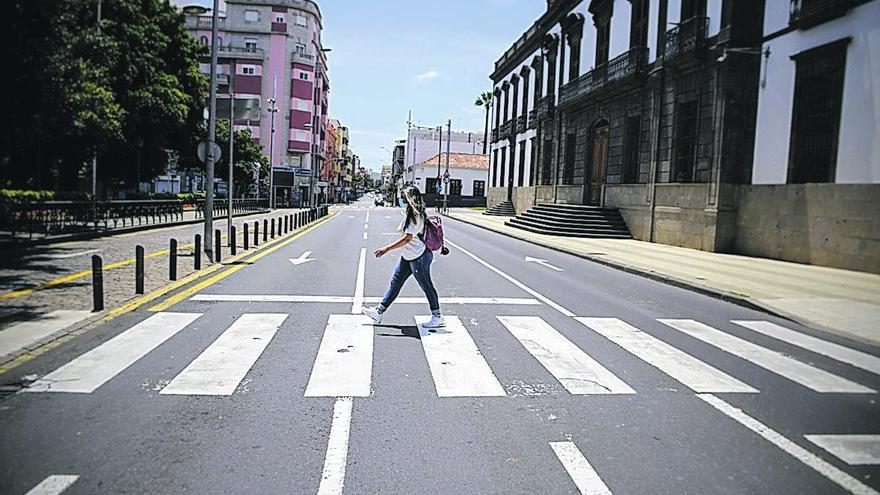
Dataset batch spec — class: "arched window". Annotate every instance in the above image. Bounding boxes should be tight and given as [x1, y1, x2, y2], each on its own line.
[200, 36, 208, 45]
[218, 36, 223, 46]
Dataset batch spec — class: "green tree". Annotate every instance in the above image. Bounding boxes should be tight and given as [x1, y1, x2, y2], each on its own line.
[474, 91, 493, 155]
[1, 0, 207, 192]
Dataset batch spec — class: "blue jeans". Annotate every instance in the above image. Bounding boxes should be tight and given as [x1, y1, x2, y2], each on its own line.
[380, 250, 440, 312]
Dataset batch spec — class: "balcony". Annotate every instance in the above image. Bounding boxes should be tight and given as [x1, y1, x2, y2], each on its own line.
[516, 114, 527, 134]
[217, 45, 264, 60]
[292, 51, 316, 65]
[536, 95, 555, 119]
[559, 47, 649, 106]
[491, 128, 500, 142]
[664, 16, 708, 62]
[527, 109, 537, 129]
[500, 119, 514, 138]
[790, 0, 855, 29]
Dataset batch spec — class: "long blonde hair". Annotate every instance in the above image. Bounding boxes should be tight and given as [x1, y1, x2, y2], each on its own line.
[402, 186, 426, 231]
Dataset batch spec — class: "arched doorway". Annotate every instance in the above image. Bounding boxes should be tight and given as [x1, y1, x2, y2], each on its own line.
[586, 119, 609, 205]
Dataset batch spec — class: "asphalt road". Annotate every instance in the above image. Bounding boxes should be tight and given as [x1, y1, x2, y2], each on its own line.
[1, 195, 878, 494]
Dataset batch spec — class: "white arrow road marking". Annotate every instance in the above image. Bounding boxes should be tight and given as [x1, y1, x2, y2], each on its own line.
[525, 256, 563, 272]
[289, 251, 315, 266]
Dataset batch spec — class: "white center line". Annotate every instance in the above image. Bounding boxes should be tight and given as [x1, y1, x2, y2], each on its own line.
[445, 239, 575, 317]
[351, 248, 366, 314]
[363, 232, 368, 240]
[317, 397, 354, 495]
[24, 475, 79, 495]
[697, 394, 879, 495]
[549, 442, 613, 495]
[365, 211, 370, 223]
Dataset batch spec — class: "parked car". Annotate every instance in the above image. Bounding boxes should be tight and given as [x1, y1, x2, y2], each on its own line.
[374, 194, 386, 207]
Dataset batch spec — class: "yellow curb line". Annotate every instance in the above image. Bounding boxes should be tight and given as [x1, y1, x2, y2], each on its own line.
[0, 213, 335, 376]
[0, 214, 297, 301]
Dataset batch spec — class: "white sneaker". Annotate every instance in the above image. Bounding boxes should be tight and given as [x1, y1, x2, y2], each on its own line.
[422, 315, 446, 329]
[361, 306, 383, 324]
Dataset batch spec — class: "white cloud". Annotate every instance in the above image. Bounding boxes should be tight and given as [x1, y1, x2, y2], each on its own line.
[415, 69, 439, 81]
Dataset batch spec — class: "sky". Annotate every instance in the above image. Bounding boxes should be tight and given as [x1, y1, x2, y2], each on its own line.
[318, 0, 546, 172]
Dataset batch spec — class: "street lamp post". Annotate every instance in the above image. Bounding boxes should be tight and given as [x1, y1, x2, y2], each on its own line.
[267, 93, 278, 210]
[204, 0, 221, 259]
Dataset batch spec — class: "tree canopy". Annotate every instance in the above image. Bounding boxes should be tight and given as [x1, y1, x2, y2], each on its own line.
[1, 0, 208, 192]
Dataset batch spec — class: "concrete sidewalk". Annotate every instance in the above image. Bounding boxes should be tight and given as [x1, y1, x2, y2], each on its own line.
[446, 208, 880, 347]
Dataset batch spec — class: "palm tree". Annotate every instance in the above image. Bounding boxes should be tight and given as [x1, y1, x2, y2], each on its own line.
[474, 91, 493, 154]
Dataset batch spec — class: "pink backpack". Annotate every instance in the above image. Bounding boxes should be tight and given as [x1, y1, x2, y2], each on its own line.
[422, 215, 445, 252]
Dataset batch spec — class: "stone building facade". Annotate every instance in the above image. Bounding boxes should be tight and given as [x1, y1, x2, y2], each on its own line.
[489, 0, 880, 273]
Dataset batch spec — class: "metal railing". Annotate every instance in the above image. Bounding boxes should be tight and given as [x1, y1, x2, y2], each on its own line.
[516, 114, 527, 134]
[559, 47, 649, 106]
[500, 119, 514, 137]
[664, 16, 709, 61]
[789, 0, 854, 28]
[1, 198, 268, 238]
[492, 128, 500, 142]
[527, 109, 537, 128]
[292, 51, 316, 64]
[217, 45, 264, 58]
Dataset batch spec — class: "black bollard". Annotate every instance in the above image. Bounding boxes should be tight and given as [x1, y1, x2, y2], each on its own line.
[271, 218, 275, 238]
[230, 226, 237, 256]
[215, 229, 222, 263]
[263, 219, 268, 242]
[135, 245, 144, 294]
[243, 223, 249, 250]
[194, 234, 201, 270]
[254, 221, 259, 246]
[169, 239, 177, 281]
[92, 255, 103, 312]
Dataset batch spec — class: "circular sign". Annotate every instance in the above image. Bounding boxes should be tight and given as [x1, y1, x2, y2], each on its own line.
[443, 176, 449, 184]
[197, 141, 222, 163]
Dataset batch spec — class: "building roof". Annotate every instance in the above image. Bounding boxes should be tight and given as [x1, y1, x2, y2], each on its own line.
[416, 152, 489, 170]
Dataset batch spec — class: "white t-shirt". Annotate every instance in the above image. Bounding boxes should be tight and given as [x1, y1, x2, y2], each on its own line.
[399, 214, 426, 261]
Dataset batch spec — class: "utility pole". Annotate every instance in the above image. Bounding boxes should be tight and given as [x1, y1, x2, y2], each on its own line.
[204, 0, 220, 259]
[93, 0, 102, 200]
[228, 64, 235, 245]
[436, 126, 442, 210]
[267, 75, 278, 209]
[444, 119, 451, 213]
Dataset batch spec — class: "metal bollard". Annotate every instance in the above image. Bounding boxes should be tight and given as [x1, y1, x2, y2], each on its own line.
[135, 245, 144, 294]
[286, 215, 290, 233]
[215, 229, 222, 263]
[243, 223, 249, 250]
[263, 219, 268, 242]
[194, 234, 201, 270]
[169, 239, 177, 281]
[271, 218, 275, 238]
[254, 221, 259, 246]
[230, 226, 237, 256]
[92, 255, 103, 312]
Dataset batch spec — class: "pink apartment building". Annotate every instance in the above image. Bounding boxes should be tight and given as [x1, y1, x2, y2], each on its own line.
[181, 0, 330, 207]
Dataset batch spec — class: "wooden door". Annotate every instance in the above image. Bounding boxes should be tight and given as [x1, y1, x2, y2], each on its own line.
[587, 123, 609, 205]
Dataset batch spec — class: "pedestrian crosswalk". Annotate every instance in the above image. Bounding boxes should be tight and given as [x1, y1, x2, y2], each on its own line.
[22, 311, 879, 398]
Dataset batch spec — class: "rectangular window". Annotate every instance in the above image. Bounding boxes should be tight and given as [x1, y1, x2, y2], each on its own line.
[595, 21, 611, 66]
[623, 116, 642, 183]
[296, 15, 308, 27]
[242, 66, 256, 75]
[473, 180, 485, 197]
[788, 39, 847, 184]
[293, 98, 310, 111]
[244, 38, 258, 51]
[541, 139, 553, 185]
[449, 179, 462, 196]
[298, 71, 310, 80]
[296, 43, 306, 54]
[500, 147, 507, 188]
[518, 142, 526, 187]
[245, 10, 259, 22]
[294, 130, 308, 141]
[492, 150, 498, 187]
[425, 177, 439, 194]
[563, 134, 576, 184]
[630, 0, 649, 48]
[672, 100, 699, 182]
[274, 14, 285, 23]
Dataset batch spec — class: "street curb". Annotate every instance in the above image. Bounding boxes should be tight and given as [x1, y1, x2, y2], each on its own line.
[0, 211, 335, 376]
[443, 211, 800, 325]
[0, 208, 273, 252]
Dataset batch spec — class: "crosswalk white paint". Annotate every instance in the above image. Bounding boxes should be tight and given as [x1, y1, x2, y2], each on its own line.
[732, 320, 880, 376]
[24, 475, 79, 495]
[499, 316, 634, 395]
[190, 294, 540, 305]
[659, 320, 874, 394]
[305, 315, 374, 397]
[577, 318, 758, 393]
[805, 434, 880, 465]
[549, 442, 613, 495]
[26, 313, 201, 393]
[160, 314, 287, 396]
[317, 397, 354, 495]
[365, 296, 541, 306]
[698, 394, 879, 495]
[0, 310, 92, 360]
[416, 315, 505, 397]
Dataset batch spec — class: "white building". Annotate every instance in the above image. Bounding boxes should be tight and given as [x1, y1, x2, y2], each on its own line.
[404, 127, 485, 171]
[411, 152, 488, 206]
[753, 0, 880, 184]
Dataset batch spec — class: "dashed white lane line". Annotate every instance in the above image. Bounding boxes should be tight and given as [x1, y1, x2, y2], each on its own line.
[317, 397, 354, 495]
[732, 320, 880, 376]
[363, 232, 368, 240]
[351, 248, 366, 314]
[549, 442, 613, 495]
[24, 475, 79, 495]
[805, 435, 880, 466]
[697, 394, 879, 495]
[445, 239, 575, 317]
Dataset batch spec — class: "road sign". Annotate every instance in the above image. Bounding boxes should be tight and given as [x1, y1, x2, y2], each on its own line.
[197, 141, 222, 163]
[293, 168, 311, 176]
[316, 181, 329, 187]
[443, 176, 450, 184]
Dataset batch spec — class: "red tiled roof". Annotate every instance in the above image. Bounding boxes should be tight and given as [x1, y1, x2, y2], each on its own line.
[416, 152, 489, 170]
